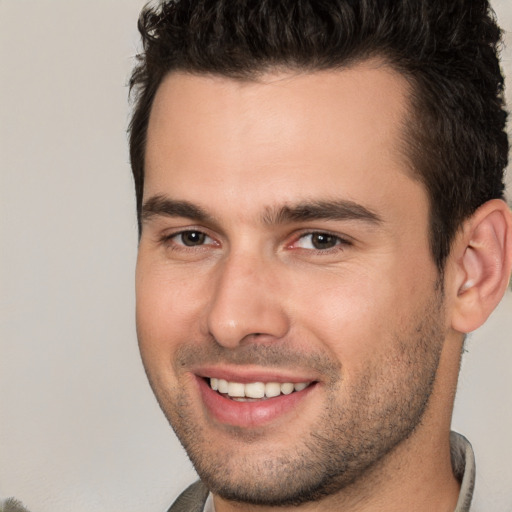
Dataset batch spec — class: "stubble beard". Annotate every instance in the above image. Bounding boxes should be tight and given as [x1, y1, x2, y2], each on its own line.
[146, 290, 446, 507]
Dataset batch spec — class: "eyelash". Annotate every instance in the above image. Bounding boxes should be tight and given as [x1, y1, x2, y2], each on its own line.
[289, 231, 352, 252]
[159, 229, 352, 254]
[159, 230, 216, 250]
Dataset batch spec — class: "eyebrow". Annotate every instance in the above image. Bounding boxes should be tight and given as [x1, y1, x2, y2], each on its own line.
[262, 200, 383, 226]
[142, 195, 213, 223]
[141, 195, 382, 226]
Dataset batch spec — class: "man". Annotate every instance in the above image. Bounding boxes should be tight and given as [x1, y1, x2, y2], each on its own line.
[128, 1, 512, 511]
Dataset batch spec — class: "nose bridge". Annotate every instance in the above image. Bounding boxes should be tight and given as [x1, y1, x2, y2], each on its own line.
[206, 247, 289, 348]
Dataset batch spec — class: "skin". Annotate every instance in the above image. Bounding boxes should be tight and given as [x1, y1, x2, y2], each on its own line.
[136, 62, 467, 511]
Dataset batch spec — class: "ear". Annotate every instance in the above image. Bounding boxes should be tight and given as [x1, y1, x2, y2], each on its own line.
[450, 199, 512, 334]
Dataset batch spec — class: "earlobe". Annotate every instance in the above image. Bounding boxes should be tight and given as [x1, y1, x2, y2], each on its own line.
[451, 199, 512, 334]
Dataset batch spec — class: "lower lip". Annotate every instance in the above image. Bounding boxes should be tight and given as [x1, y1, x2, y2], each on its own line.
[196, 377, 316, 428]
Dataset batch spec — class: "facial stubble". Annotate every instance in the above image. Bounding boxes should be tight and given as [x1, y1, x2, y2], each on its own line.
[144, 290, 446, 507]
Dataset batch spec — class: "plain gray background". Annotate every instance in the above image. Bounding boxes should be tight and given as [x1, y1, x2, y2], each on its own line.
[1, 1, 511, 511]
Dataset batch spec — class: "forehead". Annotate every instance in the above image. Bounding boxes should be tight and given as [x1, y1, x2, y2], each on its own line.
[144, 63, 424, 224]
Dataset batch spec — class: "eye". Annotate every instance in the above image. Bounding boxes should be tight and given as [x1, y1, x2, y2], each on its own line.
[294, 232, 345, 250]
[171, 230, 214, 247]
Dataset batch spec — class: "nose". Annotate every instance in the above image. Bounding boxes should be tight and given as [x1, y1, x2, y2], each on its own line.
[206, 252, 290, 348]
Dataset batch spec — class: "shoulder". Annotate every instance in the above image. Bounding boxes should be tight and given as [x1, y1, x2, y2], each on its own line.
[0, 498, 31, 512]
[166, 481, 209, 512]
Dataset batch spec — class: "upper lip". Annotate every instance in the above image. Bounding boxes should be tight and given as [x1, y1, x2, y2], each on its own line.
[192, 365, 319, 384]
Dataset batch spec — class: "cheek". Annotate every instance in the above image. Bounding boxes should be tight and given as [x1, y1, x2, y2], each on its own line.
[296, 280, 385, 363]
[135, 258, 207, 364]
[288, 263, 428, 367]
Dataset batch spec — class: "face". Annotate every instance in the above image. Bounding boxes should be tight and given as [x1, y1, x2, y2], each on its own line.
[136, 64, 447, 506]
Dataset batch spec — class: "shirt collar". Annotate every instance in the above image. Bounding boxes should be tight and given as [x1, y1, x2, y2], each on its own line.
[451, 431, 476, 512]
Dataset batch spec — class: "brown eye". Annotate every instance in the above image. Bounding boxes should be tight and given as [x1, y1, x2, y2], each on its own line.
[310, 233, 339, 250]
[178, 231, 207, 246]
[295, 232, 342, 250]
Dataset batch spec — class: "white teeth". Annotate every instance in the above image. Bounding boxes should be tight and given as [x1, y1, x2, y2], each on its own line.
[264, 382, 281, 398]
[245, 382, 265, 399]
[209, 378, 311, 398]
[227, 382, 245, 398]
[280, 382, 295, 395]
[218, 379, 229, 393]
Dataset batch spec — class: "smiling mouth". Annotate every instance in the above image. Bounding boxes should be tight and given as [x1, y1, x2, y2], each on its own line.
[208, 378, 313, 402]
